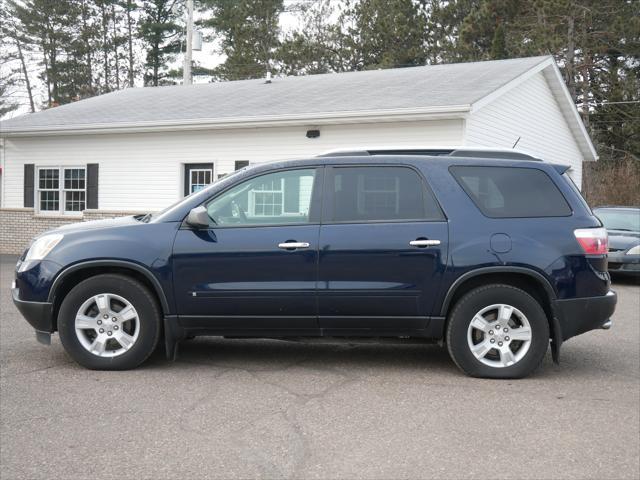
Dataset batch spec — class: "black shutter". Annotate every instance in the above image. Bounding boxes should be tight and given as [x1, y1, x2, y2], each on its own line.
[87, 164, 99, 209]
[235, 160, 249, 171]
[24, 164, 35, 208]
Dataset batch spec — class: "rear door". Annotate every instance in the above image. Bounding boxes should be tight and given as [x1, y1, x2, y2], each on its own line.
[318, 165, 448, 332]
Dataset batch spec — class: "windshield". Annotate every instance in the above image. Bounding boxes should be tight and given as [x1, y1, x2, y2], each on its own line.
[595, 208, 640, 232]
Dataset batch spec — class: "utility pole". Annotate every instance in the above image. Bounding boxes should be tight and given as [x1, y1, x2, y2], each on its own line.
[183, 0, 193, 85]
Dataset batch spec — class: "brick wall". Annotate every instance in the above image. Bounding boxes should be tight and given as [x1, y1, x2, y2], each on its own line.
[0, 208, 148, 254]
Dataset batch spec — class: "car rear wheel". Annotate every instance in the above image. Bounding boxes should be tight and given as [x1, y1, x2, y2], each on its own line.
[58, 274, 161, 370]
[446, 284, 549, 379]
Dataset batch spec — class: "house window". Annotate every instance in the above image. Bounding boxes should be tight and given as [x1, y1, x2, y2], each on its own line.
[184, 163, 214, 196]
[189, 169, 212, 193]
[235, 160, 249, 171]
[64, 168, 86, 212]
[357, 175, 400, 217]
[37, 167, 86, 214]
[250, 178, 284, 217]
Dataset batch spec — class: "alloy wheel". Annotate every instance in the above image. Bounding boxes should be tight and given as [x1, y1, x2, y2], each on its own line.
[466, 303, 532, 368]
[74, 293, 140, 357]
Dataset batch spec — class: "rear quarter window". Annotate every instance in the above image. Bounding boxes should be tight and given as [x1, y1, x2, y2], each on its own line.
[450, 166, 572, 218]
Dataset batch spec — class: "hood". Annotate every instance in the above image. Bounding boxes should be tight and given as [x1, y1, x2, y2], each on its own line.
[47, 215, 142, 235]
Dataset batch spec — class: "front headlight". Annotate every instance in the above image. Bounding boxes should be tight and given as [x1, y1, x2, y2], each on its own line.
[18, 234, 64, 271]
[627, 245, 640, 255]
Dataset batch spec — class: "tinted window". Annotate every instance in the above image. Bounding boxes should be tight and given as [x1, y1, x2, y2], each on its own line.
[329, 166, 442, 222]
[450, 166, 571, 218]
[206, 168, 316, 226]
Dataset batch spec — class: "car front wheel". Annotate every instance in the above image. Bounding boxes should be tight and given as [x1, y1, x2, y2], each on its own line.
[58, 274, 161, 370]
[446, 284, 549, 379]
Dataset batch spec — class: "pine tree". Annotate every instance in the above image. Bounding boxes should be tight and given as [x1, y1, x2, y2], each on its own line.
[199, 0, 283, 80]
[139, 0, 182, 86]
[277, 0, 352, 75]
[10, 0, 89, 106]
[1, 1, 35, 114]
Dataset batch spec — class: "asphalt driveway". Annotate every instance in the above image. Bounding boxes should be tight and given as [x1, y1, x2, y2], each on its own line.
[1, 255, 638, 480]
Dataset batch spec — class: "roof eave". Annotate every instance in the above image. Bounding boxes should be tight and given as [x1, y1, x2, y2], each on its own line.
[470, 56, 598, 162]
[543, 62, 598, 161]
[0, 105, 471, 137]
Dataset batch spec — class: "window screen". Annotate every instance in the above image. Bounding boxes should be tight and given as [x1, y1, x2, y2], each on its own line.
[329, 166, 442, 222]
[450, 166, 572, 218]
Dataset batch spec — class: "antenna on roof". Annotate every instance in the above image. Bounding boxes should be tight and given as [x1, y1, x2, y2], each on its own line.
[512, 136, 521, 148]
[265, 71, 272, 84]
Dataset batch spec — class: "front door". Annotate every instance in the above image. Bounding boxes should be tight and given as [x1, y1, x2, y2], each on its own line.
[318, 165, 448, 332]
[172, 167, 322, 331]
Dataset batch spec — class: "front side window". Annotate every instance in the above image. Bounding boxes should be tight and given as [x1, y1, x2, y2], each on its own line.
[328, 166, 442, 223]
[206, 168, 316, 226]
[37, 167, 86, 214]
[450, 166, 572, 218]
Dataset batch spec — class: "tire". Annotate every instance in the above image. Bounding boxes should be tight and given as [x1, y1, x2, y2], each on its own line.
[58, 274, 161, 370]
[446, 284, 549, 379]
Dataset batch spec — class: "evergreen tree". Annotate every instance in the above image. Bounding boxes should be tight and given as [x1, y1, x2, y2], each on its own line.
[277, 0, 350, 75]
[199, 0, 283, 80]
[345, 0, 428, 70]
[1, 1, 34, 114]
[9, 0, 88, 106]
[139, 0, 182, 86]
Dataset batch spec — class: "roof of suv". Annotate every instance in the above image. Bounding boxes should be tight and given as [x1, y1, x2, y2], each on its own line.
[318, 146, 543, 161]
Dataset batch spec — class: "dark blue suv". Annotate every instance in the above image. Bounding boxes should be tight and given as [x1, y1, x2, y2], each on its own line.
[12, 149, 617, 378]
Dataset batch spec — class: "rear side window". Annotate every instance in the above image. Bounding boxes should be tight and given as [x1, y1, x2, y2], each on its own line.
[450, 166, 571, 218]
[328, 166, 443, 222]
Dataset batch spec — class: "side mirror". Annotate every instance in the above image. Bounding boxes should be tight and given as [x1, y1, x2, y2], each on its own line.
[185, 206, 210, 229]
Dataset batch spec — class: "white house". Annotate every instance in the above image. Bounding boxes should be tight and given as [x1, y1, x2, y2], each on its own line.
[0, 55, 597, 254]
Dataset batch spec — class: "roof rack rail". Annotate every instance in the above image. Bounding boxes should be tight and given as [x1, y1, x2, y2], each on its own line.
[318, 147, 542, 161]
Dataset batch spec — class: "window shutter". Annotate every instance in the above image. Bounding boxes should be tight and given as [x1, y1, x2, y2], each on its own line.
[235, 160, 249, 170]
[87, 164, 99, 209]
[24, 164, 34, 208]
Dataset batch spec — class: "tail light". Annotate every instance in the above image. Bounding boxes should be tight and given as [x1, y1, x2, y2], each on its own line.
[574, 227, 608, 255]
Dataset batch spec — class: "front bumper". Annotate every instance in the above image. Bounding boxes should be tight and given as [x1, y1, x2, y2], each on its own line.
[12, 286, 54, 340]
[553, 290, 617, 341]
[607, 252, 640, 276]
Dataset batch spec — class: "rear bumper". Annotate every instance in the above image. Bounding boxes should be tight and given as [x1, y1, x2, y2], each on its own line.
[553, 290, 617, 341]
[12, 287, 54, 334]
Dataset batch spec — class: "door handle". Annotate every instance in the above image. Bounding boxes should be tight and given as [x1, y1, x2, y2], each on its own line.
[409, 239, 441, 247]
[278, 242, 310, 250]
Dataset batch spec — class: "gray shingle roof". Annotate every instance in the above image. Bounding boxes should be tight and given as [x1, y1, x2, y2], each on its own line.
[1, 56, 550, 132]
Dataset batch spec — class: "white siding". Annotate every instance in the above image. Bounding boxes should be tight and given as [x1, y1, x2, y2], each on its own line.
[2, 119, 463, 211]
[465, 71, 584, 185]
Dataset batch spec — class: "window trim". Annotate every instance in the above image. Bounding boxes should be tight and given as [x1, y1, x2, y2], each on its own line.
[321, 164, 446, 225]
[35, 166, 87, 216]
[183, 163, 214, 197]
[183, 166, 324, 230]
[188, 168, 213, 194]
[449, 164, 573, 219]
